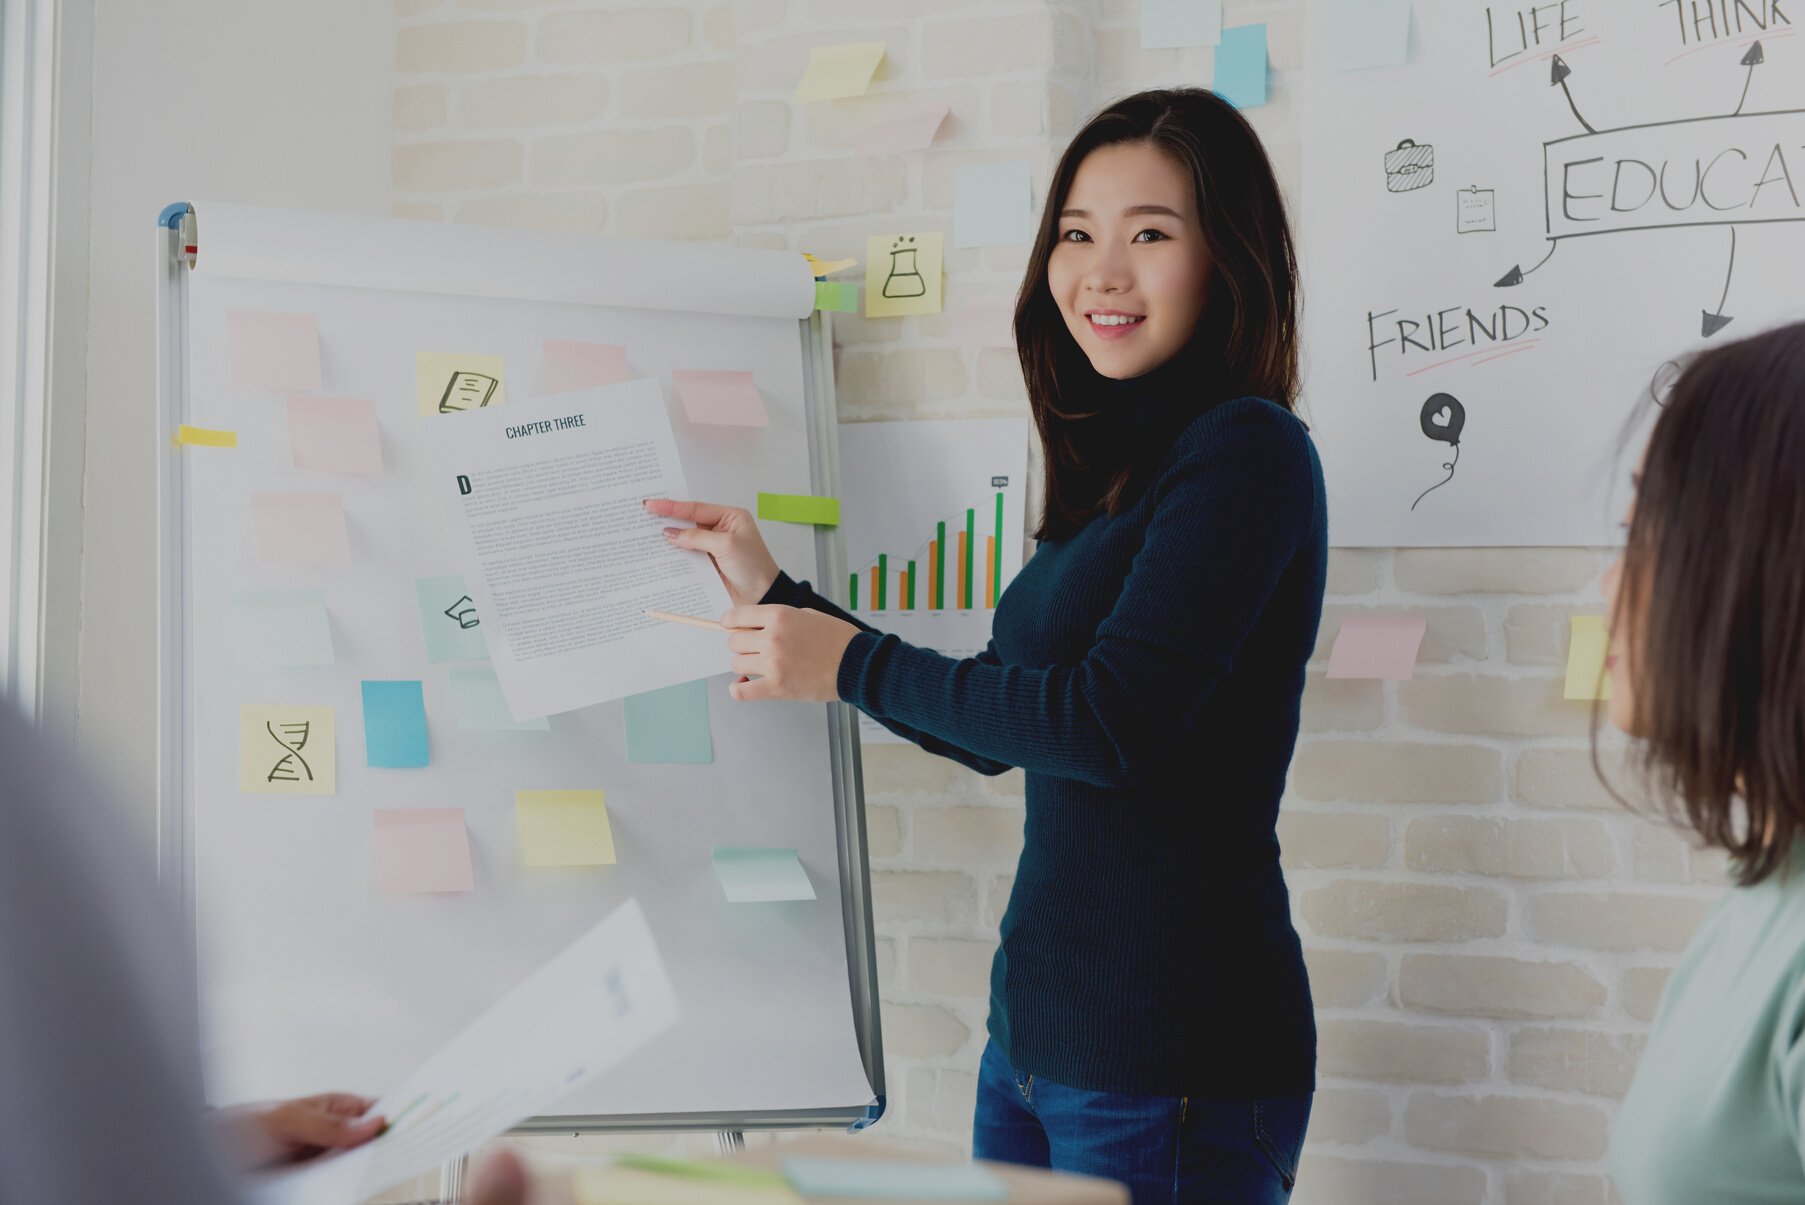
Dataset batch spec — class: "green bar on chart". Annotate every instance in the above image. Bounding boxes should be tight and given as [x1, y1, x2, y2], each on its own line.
[993, 492, 1004, 604]
[906, 559, 916, 609]
[849, 573, 859, 610]
[877, 553, 887, 611]
[935, 520, 946, 609]
[964, 508, 975, 609]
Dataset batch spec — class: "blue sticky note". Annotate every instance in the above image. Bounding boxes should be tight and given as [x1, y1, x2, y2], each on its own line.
[1141, 0, 1222, 48]
[448, 666, 549, 731]
[1213, 24, 1269, 109]
[362, 680, 430, 768]
[780, 1157, 1007, 1201]
[1326, 0, 1410, 70]
[415, 575, 488, 663]
[624, 678, 714, 764]
[231, 590, 334, 669]
[712, 847, 815, 903]
[953, 161, 1034, 249]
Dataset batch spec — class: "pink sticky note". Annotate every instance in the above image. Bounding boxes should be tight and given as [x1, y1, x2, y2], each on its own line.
[374, 808, 474, 895]
[228, 311, 322, 393]
[1326, 614, 1428, 680]
[863, 99, 950, 154]
[542, 340, 632, 394]
[952, 299, 1016, 349]
[287, 397, 382, 475]
[251, 493, 352, 566]
[672, 370, 770, 427]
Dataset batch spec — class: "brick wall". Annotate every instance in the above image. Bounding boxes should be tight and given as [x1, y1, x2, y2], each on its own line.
[389, 3, 1718, 1200]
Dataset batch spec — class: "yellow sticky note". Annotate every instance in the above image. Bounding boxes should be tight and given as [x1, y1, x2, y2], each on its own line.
[516, 789, 616, 866]
[865, 233, 944, 318]
[803, 253, 858, 278]
[792, 42, 885, 103]
[238, 705, 336, 794]
[576, 1166, 803, 1205]
[1564, 615, 1613, 701]
[416, 352, 507, 417]
[174, 425, 237, 448]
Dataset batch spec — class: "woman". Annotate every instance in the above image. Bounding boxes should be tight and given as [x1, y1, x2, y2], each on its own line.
[649, 88, 1323, 1203]
[1606, 320, 1805, 1203]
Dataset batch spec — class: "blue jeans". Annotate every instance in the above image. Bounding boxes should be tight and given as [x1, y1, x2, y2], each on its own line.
[971, 1040, 1311, 1205]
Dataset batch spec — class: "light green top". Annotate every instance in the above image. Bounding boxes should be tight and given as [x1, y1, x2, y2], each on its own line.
[1612, 840, 1805, 1204]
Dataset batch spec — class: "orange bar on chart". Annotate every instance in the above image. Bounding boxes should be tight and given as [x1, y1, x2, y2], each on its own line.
[868, 568, 878, 610]
[957, 532, 968, 608]
[927, 542, 938, 610]
[986, 537, 997, 607]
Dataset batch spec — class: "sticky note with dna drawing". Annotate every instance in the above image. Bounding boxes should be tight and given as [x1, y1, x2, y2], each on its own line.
[238, 704, 336, 794]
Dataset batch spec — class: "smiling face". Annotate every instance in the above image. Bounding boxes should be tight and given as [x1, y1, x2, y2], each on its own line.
[1046, 141, 1214, 381]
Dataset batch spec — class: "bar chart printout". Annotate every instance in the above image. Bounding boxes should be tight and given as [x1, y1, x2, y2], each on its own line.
[836, 418, 1030, 744]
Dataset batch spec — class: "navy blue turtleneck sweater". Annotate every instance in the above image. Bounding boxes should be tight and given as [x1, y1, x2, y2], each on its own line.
[762, 381, 1326, 1097]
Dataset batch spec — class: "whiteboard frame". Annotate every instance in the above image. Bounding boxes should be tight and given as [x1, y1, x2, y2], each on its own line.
[153, 202, 887, 1134]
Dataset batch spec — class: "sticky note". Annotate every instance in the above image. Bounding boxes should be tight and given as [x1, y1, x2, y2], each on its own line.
[415, 575, 489, 662]
[954, 161, 1034, 249]
[238, 704, 336, 794]
[516, 790, 616, 867]
[1213, 24, 1269, 109]
[779, 1158, 1006, 1201]
[374, 808, 474, 895]
[417, 351, 507, 417]
[757, 492, 840, 526]
[227, 311, 322, 393]
[672, 370, 770, 427]
[1564, 615, 1612, 701]
[286, 397, 382, 474]
[362, 680, 430, 768]
[624, 679, 713, 764]
[250, 493, 351, 566]
[612, 1156, 792, 1189]
[576, 1166, 802, 1205]
[793, 42, 885, 103]
[952, 299, 1017, 349]
[1142, 0, 1222, 48]
[815, 281, 859, 313]
[231, 590, 334, 669]
[865, 233, 944, 318]
[1326, 614, 1428, 680]
[449, 666, 550, 731]
[712, 847, 815, 903]
[862, 99, 950, 154]
[174, 425, 236, 448]
[542, 340, 631, 394]
[804, 253, 858, 278]
[1326, 0, 1411, 69]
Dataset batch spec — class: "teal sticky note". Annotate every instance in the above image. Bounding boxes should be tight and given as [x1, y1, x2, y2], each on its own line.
[1141, 0, 1222, 48]
[1326, 0, 1410, 69]
[712, 847, 815, 902]
[953, 161, 1034, 249]
[231, 590, 334, 669]
[362, 680, 430, 768]
[415, 575, 488, 662]
[1213, 24, 1269, 109]
[624, 678, 713, 764]
[780, 1157, 1006, 1201]
[448, 666, 549, 732]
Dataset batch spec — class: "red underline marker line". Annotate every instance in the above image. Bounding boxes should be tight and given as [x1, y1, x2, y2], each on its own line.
[1405, 339, 1544, 378]
[1489, 36, 1601, 77]
[1470, 343, 1541, 367]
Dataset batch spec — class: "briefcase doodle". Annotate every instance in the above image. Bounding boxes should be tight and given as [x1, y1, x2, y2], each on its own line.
[1384, 139, 1435, 193]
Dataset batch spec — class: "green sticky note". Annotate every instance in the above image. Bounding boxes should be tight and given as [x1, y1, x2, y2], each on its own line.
[712, 847, 816, 903]
[415, 575, 488, 662]
[814, 280, 859, 313]
[757, 492, 840, 526]
[624, 678, 713, 764]
[232, 590, 334, 669]
[448, 666, 549, 731]
[612, 1155, 790, 1188]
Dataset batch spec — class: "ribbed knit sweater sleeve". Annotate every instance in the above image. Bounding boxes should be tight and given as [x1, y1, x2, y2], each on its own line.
[759, 573, 1012, 775]
[833, 400, 1316, 790]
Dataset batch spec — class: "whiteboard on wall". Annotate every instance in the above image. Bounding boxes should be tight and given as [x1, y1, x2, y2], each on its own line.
[1301, 0, 1805, 546]
[154, 202, 884, 1131]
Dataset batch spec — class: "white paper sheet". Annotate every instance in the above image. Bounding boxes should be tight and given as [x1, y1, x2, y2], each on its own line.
[431, 379, 734, 719]
[249, 899, 677, 1205]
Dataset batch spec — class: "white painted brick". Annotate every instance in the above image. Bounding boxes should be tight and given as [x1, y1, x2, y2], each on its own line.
[530, 128, 696, 187]
[1298, 881, 1507, 943]
[903, 1068, 979, 1133]
[904, 936, 995, 997]
[394, 84, 448, 132]
[922, 13, 1056, 77]
[1505, 1169, 1614, 1205]
[1528, 891, 1711, 952]
[455, 191, 607, 232]
[1404, 816, 1615, 879]
[1303, 947, 1389, 1007]
[1298, 673, 1384, 733]
[395, 21, 526, 74]
[1289, 741, 1504, 804]
[702, 3, 734, 51]
[619, 61, 737, 120]
[1507, 1026, 1645, 1097]
[1621, 966, 1672, 1022]
[912, 807, 1024, 866]
[835, 349, 969, 416]
[1306, 1087, 1391, 1146]
[734, 28, 909, 95]
[866, 804, 903, 859]
[703, 123, 732, 176]
[390, 201, 446, 221]
[881, 1000, 970, 1058]
[736, 101, 791, 159]
[1393, 547, 1610, 594]
[872, 871, 978, 928]
[1398, 673, 1589, 739]
[1403, 1091, 1609, 1160]
[983, 873, 1013, 929]
[612, 184, 732, 240]
[729, 156, 908, 225]
[1319, 1019, 1490, 1085]
[1400, 953, 1607, 1020]
[537, 8, 693, 66]
[1325, 549, 1387, 594]
[393, 139, 523, 192]
[973, 347, 1026, 401]
[457, 76, 609, 129]
[1277, 809, 1390, 869]
[1292, 1154, 1486, 1205]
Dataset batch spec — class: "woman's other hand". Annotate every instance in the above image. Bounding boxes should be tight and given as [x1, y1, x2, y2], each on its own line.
[723, 605, 860, 703]
[215, 1092, 384, 1171]
[645, 499, 781, 606]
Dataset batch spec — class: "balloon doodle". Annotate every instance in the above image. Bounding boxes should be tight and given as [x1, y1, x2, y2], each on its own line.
[1412, 392, 1465, 511]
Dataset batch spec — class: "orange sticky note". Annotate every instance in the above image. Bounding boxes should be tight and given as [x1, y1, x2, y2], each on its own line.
[251, 493, 351, 566]
[542, 340, 632, 394]
[228, 310, 322, 393]
[671, 370, 769, 428]
[374, 808, 474, 895]
[287, 397, 382, 474]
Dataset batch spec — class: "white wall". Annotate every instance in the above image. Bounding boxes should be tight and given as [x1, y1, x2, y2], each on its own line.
[71, 0, 393, 825]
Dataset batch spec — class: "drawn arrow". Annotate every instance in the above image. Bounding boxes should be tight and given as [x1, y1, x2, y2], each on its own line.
[1734, 40, 1764, 116]
[1494, 241, 1557, 287]
[1701, 227, 1736, 337]
[1550, 55, 1596, 134]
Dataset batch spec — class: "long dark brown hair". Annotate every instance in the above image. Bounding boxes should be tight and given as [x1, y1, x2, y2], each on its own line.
[1604, 320, 1805, 886]
[1014, 88, 1301, 541]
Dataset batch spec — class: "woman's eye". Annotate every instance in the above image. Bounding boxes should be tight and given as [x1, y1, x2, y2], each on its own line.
[1133, 229, 1166, 243]
[1059, 229, 1090, 243]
